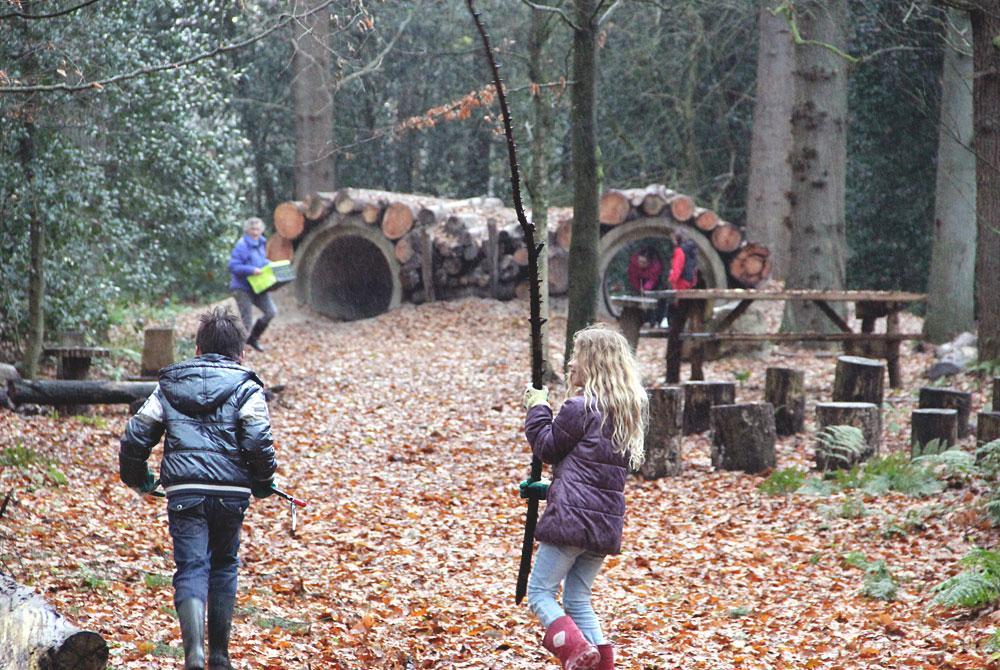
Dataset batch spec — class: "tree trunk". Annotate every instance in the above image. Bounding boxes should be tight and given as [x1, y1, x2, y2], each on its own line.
[9, 380, 157, 406]
[291, 0, 335, 199]
[527, 6, 557, 380]
[746, 0, 795, 278]
[781, 0, 848, 334]
[765, 367, 805, 435]
[683, 380, 736, 435]
[565, 0, 600, 367]
[910, 408, 959, 456]
[918, 386, 973, 439]
[994, 376, 1000, 411]
[21, 121, 45, 380]
[970, 4, 1000, 361]
[710, 403, 777, 474]
[925, 9, 976, 343]
[141, 328, 175, 378]
[0, 573, 108, 670]
[638, 386, 684, 479]
[832, 355, 885, 405]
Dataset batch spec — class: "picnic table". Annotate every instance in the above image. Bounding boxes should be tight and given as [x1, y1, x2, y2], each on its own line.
[611, 288, 926, 388]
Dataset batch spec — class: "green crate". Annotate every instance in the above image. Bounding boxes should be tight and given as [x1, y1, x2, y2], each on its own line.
[247, 261, 296, 294]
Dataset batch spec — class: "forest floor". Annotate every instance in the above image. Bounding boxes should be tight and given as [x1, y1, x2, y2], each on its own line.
[1, 291, 998, 669]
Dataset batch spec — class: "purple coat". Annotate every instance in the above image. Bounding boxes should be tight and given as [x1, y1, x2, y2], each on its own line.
[229, 234, 268, 292]
[525, 396, 629, 555]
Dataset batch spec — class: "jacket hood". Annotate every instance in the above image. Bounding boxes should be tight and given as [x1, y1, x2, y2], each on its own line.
[159, 354, 256, 415]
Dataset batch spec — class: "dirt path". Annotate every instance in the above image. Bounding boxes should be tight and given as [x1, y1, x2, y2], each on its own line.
[0, 296, 994, 669]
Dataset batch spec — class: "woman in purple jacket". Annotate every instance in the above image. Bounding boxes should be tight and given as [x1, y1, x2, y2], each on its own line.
[523, 325, 648, 670]
[229, 217, 277, 352]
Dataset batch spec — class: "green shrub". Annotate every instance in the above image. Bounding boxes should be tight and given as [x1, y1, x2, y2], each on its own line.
[758, 468, 807, 496]
[843, 552, 898, 601]
[933, 548, 1000, 610]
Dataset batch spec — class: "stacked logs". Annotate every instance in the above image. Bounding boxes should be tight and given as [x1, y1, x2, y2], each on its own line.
[270, 183, 771, 308]
[593, 185, 770, 287]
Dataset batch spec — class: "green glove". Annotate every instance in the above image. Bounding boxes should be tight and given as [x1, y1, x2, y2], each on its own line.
[132, 469, 160, 495]
[251, 479, 276, 499]
[519, 478, 550, 500]
[523, 386, 549, 409]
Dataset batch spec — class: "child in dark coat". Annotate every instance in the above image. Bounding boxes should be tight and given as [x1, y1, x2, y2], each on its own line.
[120, 308, 278, 670]
[523, 325, 648, 670]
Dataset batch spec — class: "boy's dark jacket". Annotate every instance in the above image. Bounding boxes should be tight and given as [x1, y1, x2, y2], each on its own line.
[525, 397, 629, 555]
[120, 354, 277, 500]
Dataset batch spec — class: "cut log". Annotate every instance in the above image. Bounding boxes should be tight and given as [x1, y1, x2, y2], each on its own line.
[978, 412, 1000, 447]
[693, 207, 719, 232]
[303, 191, 338, 221]
[498, 255, 521, 282]
[361, 202, 382, 225]
[683, 380, 736, 434]
[710, 402, 777, 473]
[382, 202, 416, 240]
[394, 230, 419, 264]
[638, 386, 684, 479]
[918, 387, 973, 439]
[420, 228, 435, 303]
[728, 242, 771, 287]
[640, 191, 667, 217]
[710, 221, 744, 253]
[910, 408, 958, 456]
[0, 573, 109, 670]
[599, 190, 632, 225]
[665, 191, 695, 222]
[9, 380, 156, 406]
[832, 355, 885, 405]
[815, 401, 882, 466]
[555, 216, 573, 250]
[141, 328, 174, 378]
[512, 246, 530, 267]
[764, 367, 805, 435]
[266, 234, 294, 262]
[273, 201, 306, 240]
[548, 247, 570, 296]
[333, 188, 388, 215]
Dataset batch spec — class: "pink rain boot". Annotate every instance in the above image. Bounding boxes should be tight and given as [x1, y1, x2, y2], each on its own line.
[542, 616, 600, 670]
[597, 644, 614, 670]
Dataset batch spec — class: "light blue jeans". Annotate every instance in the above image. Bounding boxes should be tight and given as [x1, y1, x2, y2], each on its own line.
[527, 542, 607, 645]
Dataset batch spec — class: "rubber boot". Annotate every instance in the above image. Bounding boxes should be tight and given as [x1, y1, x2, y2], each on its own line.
[177, 598, 206, 670]
[597, 644, 614, 670]
[207, 592, 236, 670]
[542, 616, 600, 670]
[246, 318, 269, 352]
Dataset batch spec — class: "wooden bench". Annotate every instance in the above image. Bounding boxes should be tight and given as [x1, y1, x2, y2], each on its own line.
[612, 289, 926, 388]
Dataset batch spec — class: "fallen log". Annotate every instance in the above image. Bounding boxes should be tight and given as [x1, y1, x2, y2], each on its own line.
[273, 201, 306, 240]
[599, 190, 632, 226]
[710, 221, 744, 253]
[728, 242, 771, 287]
[0, 572, 109, 670]
[382, 202, 416, 240]
[693, 207, 719, 232]
[303, 191, 338, 221]
[9, 380, 156, 406]
[266, 234, 294, 262]
[663, 189, 695, 222]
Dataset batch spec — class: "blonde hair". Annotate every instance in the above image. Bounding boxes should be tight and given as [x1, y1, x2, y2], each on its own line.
[567, 324, 648, 470]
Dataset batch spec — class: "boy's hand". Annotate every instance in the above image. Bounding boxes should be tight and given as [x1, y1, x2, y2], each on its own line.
[519, 478, 550, 500]
[131, 468, 160, 495]
[523, 386, 549, 409]
[251, 479, 276, 499]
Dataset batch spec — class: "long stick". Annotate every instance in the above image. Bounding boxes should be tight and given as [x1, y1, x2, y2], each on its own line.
[466, 0, 547, 605]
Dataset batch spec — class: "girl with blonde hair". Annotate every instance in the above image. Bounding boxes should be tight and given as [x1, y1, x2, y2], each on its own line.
[522, 324, 648, 670]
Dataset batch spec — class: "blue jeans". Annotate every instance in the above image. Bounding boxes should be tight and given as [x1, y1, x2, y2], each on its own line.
[527, 542, 607, 645]
[167, 495, 247, 605]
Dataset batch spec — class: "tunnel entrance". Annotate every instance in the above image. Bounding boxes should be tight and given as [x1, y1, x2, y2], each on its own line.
[309, 232, 397, 321]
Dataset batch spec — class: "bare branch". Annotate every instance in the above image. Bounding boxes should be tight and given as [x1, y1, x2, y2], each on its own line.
[0, 0, 102, 21]
[597, 0, 624, 25]
[334, 3, 418, 91]
[520, 0, 581, 32]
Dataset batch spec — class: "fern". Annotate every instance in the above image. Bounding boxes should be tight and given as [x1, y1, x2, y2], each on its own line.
[758, 468, 807, 496]
[912, 447, 976, 482]
[842, 552, 897, 601]
[933, 548, 1000, 610]
[860, 453, 944, 498]
[816, 425, 868, 471]
[976, 439, 1000, 479]
[911, 437, 949, 458]
[985, 498, 1000, 526]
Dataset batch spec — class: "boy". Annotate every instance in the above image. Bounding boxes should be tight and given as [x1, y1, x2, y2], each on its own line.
[120, 307, 278, 670]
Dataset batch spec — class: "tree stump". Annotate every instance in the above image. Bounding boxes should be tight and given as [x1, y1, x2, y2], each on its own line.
[978, 411, 1000, 447]
[832, 355, 885, 405]
[910, 408, 958, 456]
[918, 387, 973, 439]
[141, 327, 175, 378]
[710, 403, 777, 473]
[994, 377, 1000, 411]
[638, 386, 683, 479]
[683, 380, 736, 435]
[815, 401, 882, 467]
[0, 573, 109, 669]
[764, 367, 805, 435]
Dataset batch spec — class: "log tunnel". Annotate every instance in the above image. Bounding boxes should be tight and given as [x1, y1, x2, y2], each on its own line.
[294, 219, 402, 321]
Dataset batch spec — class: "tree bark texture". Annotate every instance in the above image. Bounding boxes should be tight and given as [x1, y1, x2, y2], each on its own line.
[918, 387, 973, 439]
[565, 0, 600, 367]
[765, 367, 805, 435]
[994, 376, 1000, 411]
[638, 386, 683, 479]
[971, 4, 1000, 361]
[832, 355, 885, 405]
[746, 0, 795, 278]
[910, 408, 959, 456]
[781, 0, 848, 334]
[815, 401, 881, 465]
[710, 403, 777, 474]
[925, 9, 977, 343]
[9, 380, 156, 406]
[291, 0, 335, 199]
[683, 380, 736, 435]
[0, 573, 108, 670]
[22, 120, 45, 380]
[140, 328, 175, 378]
[978, 411, 1000, 446]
